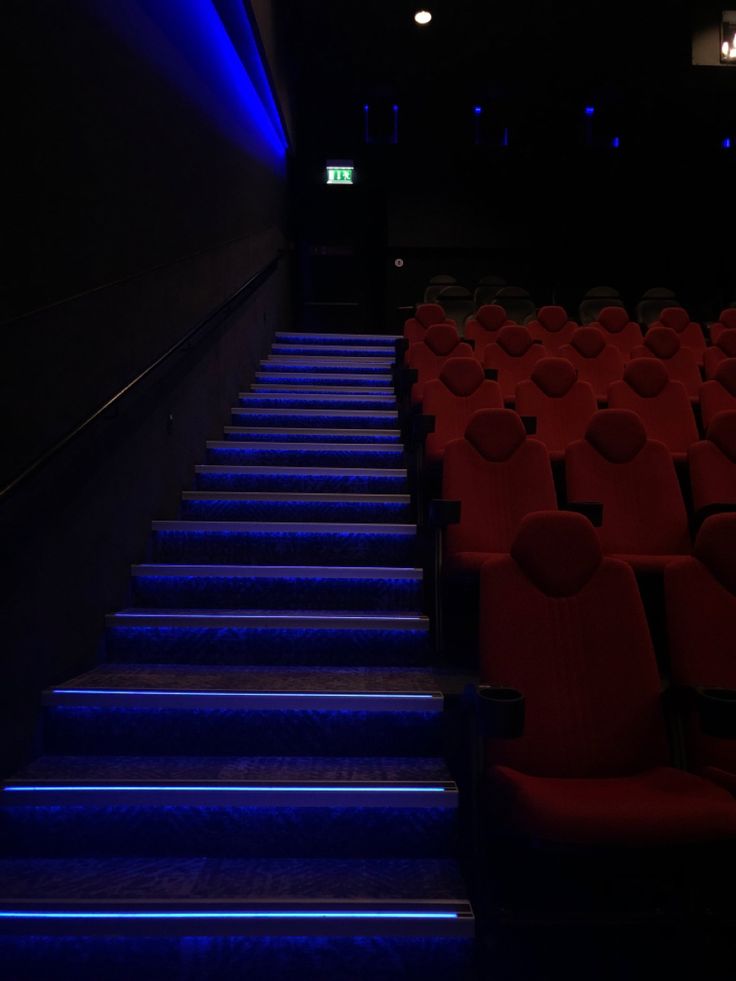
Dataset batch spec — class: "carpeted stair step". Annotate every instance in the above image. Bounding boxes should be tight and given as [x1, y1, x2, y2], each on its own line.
[105, 609, 430, 666]
[256, 371, 393, 387]
[42, 665, 444, 757]
[194, 464, 407, 494]
[222, 427, 401, 444]
[180, 491, 412, 523]
[275, 330, 400, 345]
[230, 407, 399, 430]
[205, 442, 404, 468]
[1, 756, 457, 858]
[150, 521, 418, 565]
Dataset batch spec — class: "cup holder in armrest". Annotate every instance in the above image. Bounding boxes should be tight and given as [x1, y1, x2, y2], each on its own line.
[476, 685, 525, 738]
[696, 688, 736, 739]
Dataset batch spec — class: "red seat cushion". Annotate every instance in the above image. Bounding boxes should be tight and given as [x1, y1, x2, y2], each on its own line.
[704, 329, 736, 379]
[484, 326, 546, 400]
[404, 303, 448, 343]
[630, 328, 702, 397]
[407, 324, 474, 402]
[559, 328, 625, 400]
[527, 306, 578, 352]
[592, 307, 643, 358]
[711, 309, 736, 345]
[688, 411, 736, 513]
[423, 359, 503, 464]
[700, 361, 736, 429]
[653, 307, 706, 364]
[515, 358, 597, 458]
[488, 765, 736, 845]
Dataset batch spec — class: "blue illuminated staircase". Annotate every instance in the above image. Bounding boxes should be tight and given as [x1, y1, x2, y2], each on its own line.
[0, 330, 475, 979]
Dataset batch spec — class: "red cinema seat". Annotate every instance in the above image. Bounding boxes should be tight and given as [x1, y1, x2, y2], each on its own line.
[515, 358, 597, 460]
[631, 327, 702, 398]
[608, 359, 698, 461]
[422, 358, 503, 466]
[704, 329, 736, 379]
[666, 514, 736, 789]
[464, 304, 513, 357]
[442, 409, 556, 574]
[652, 307, 706, 365]
[689, 412, 736, 517]
[483, 325, 546, 401]
[403, 303, 451, 344]
[565, 409, 690, 573]
[527, 305, 578, 353]
[559, 327, 625, 400]
[406, 323, 473, 404]
[710, 308, 736, 345]
[700, 360, 736, 430]
[591, 306, 643, 359]
[479, 511, 736, 845]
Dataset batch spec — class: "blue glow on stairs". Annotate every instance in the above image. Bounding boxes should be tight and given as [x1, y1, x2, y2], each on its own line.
[4, 785, 447, 794]
[52, 689, 434, 700]
[0, 910, 458, 921]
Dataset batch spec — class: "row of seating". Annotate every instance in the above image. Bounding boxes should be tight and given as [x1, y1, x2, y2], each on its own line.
[404, 322, 736, 424]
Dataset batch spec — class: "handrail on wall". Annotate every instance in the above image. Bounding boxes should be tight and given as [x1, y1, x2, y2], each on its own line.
[0, 253, 281, 503]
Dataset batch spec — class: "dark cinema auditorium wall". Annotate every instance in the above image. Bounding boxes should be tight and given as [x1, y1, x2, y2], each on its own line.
[1, 0, 292, 774]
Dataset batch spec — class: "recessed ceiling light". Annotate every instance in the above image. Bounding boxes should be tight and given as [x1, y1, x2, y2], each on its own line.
[414, 10, 432, 26]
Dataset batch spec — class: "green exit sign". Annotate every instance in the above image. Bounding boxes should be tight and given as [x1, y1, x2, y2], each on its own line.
[326, 161, 354, 185]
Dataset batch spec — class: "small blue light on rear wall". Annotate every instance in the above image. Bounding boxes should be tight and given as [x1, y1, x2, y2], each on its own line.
[584, 106, 595, 116]
[473, 106, 482, 115]
[612, 136, 620, 149]
[723, 137, 732, 149]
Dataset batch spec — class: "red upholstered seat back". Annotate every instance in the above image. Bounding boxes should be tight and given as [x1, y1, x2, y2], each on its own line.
[711, 309, 736, 344]
[479, 511, 668, 777]
[665, 515, 736, 775]
[527, 306, 578, 352]
[608, 360, 698, 455]
[593, 307, 643, 357]
[559, 328, 625, 400]
[403, 303, 449, 343]
[442, 409, 556, 556]
[688, 411, 736, 513]
[423, 359, 503, 463]
[515, 358, 597, 455]
[631, 328, 702, 397]
[464, 305, 511, 355]
[700, 361, 736, 429]
[565, 410, 690, 557]
[407, 324, 474, 402]
[653, 307, 706, 363]
[704, 330, 736, 379]
[483, 326, 546, 400]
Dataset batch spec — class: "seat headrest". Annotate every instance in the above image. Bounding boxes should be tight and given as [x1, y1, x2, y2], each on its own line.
[644, 326, 680, 360]
[476, 304, 508, 332]
[536, 305, 571, 332]
[585, 409, 648, 463]
[694, 514, 736, 596]
[496, 325, 534, 356]
[511, 511, 603, 597]
[719, 309, 736, 330]
[715, 359, 736, 396]
[425, 322, 461, 355]
[624, 358, 669, 397]
[465, 408, 527, 462]
[570, 327, 606, 358]
[416, 303, 446, 327]
[716, 329, 736, 357]
[439, 357, 484, 396]
[531, 357, 578, 397]
[657, 307, 690, 332]
[596, 306, 630, 333]
[707, 410, 736, 461]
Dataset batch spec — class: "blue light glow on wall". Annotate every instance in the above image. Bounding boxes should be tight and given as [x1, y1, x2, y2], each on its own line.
[87, 0, 288, 166]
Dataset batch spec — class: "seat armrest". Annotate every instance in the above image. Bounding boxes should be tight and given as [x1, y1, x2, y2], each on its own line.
[427, 499, 461, 528]
[467, 684, 525, 738]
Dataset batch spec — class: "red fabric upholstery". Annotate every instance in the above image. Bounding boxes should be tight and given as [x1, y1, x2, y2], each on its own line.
[442, 409, 556, 569]
[700, 361, 736, 429]
[666, 515, 736, 782]
[515, 358, 597, 458]
[483, 326, 546, 400]
[478, 511, 736, 845]
[403, 303, 453, 344]
[565, 410, 690, 571]
[608, 360, 698, 457]
[631, 328, 702, 397]
[592, 307, 643, 357]
[527, 306, 578, 352]
[704, 329, 736, 379]
[559, 328, 625, 400]
[423, 359, 503, 465]
[464, 305, 512, 356]
[711, 309, 736, 345]
[406, 324, 474, 403]
[688, 412, 736, 514]
[653, 307, 706, 364]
